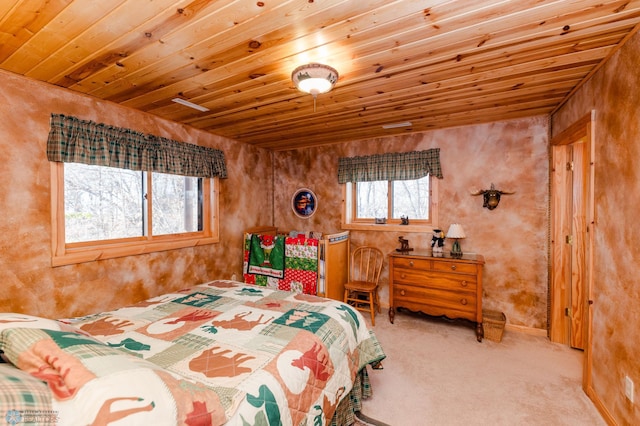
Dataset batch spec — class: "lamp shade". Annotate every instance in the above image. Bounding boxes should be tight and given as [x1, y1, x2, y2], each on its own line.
[292, 63, 339, 97]
[446, 223, 466, 239]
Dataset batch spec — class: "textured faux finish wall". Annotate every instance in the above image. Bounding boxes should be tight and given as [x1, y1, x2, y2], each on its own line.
[552, 33, 640, 425]
[274, 116, 550, 330]
[0, 70, 271, 319]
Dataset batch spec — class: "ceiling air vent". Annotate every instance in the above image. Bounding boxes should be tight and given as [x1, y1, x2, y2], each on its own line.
[171, 98, 209, 112]
[382, 121, 412, 129]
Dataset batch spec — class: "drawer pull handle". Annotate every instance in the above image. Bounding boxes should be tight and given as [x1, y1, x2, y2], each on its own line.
[461, 281, 468, 287]
[451, 265, 457, 271]
[400, 290, 406, 296]
[409, 261, 414, 267]
[460, 298, 468, 305]
[401, 274, 406, 279]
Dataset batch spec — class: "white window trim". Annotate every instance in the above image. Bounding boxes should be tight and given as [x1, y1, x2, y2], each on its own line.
[50, 162, 220, 266]
[340, 178, 439, 232]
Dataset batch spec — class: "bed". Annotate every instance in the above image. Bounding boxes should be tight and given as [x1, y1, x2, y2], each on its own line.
[0, 280, 385, 425]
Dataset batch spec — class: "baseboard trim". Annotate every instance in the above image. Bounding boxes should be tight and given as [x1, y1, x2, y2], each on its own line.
[586, 385, 616, 425]
[504, 323, 548, 337]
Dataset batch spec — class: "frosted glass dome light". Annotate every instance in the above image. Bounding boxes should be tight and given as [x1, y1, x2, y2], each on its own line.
[292, 63, 339, 97]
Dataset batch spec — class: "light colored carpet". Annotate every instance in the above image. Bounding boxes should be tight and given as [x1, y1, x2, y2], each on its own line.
[360, 311, 605, 426]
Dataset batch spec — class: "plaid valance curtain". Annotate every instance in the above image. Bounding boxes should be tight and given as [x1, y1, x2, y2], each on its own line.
[46, 114, 227, 179]
[337, 149, 443, 183]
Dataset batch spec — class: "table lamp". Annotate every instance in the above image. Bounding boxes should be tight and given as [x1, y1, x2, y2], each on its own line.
[446, 223, 466, 258]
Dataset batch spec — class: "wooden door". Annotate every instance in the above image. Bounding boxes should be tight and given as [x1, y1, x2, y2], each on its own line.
[550, 144, 573, 344]
[550, 112, 595, 391]
[551, 141, 588, 349]
[550, 111, 596, 356]
[570, 141, 589, 349]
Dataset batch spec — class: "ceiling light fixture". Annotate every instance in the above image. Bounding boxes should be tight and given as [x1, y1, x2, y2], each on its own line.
[171, 98, 209, 112]
[292, 63, 338, 111]
[382, 121, 412, 129]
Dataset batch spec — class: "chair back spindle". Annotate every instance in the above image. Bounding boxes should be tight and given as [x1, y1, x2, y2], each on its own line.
[344, 246, 384, 325]
[351, 247, 384, 284]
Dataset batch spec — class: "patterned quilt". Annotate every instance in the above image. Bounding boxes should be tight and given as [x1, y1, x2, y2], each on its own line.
[0, 280, 385, 425]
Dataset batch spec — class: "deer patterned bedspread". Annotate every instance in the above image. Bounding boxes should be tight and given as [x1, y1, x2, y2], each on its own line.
[0, 280, 385, 425]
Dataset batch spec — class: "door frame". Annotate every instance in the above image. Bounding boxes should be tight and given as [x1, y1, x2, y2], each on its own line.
[549, 110, 596, 391]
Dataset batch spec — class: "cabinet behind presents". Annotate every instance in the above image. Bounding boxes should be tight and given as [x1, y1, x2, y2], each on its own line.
[388, 251, 485, 341]
[317, 231, 350, 301]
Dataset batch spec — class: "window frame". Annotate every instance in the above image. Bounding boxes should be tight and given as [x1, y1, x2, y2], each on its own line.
[341, 176, 439, 232]
[50, 162, 220, 266]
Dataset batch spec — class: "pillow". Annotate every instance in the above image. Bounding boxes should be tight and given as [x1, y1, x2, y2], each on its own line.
[0, 327, 228, 425]
[0, 363, 53, 422]
[0, 313, 69, 332]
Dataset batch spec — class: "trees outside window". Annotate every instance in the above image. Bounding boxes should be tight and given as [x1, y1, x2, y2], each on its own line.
[355, 175, 431, 223]
[52, 162, 218, 266]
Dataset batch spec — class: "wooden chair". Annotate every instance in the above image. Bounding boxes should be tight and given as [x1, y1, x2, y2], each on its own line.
[343, 246, 384, 325]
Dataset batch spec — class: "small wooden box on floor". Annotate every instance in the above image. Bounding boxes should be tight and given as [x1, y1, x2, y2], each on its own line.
[483, 309, 506, 342]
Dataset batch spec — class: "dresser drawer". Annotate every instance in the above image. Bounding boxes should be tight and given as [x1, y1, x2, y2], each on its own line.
[392, 257, 432, 270]
[393, 268, 476, 292]
[431, 259, 478, 275]
[393, 256, 478, 275]
[394, 284, 476, 320]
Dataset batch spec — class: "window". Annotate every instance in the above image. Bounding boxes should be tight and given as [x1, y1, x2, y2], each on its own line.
[355, 175, 431, 221]
[64, 164, 144, 242]
[51, 162, 219, 266]
[151, 172, 202, 236]
[343, 175, 438, 231]
[47, 114, 226, 266]
[337, 149, 442, 231]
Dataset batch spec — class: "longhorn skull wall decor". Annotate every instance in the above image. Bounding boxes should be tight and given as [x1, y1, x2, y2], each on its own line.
[471, 183, 515, 210]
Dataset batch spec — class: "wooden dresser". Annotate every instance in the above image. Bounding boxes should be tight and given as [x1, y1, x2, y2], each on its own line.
[388, 251, 485, 341]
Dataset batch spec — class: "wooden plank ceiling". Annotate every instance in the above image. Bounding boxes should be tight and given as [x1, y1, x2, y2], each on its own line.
[1, 0, 639, 151]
